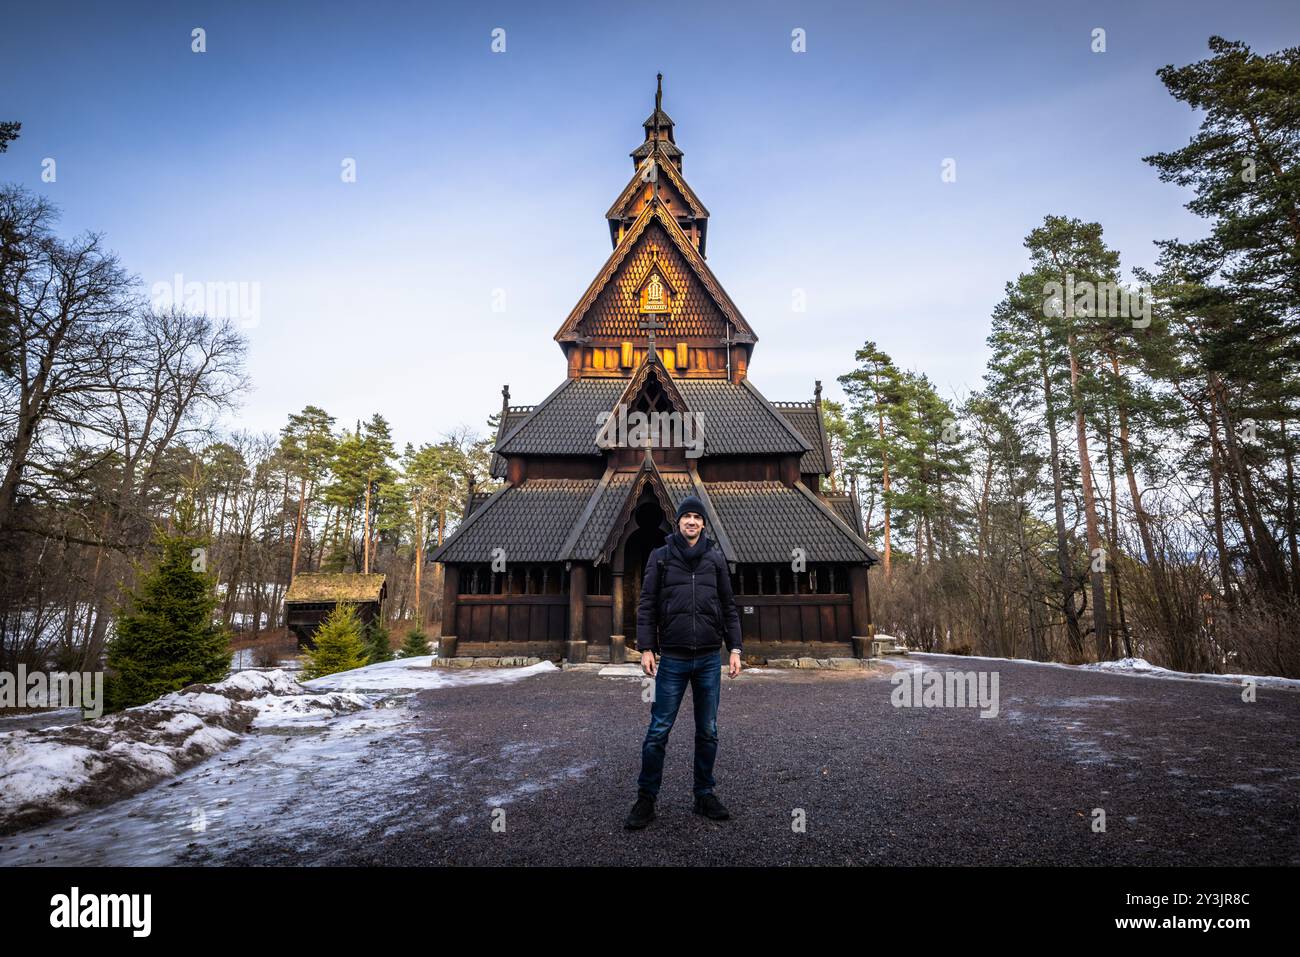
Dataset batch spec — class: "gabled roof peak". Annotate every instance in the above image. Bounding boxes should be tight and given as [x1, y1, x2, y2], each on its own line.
[555, 199, 756, 345]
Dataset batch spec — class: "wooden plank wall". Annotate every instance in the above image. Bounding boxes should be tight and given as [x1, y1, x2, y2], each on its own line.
[737, 595, 853, 645]
[453, 594, 853, 653]
[456, 596, 567, 645]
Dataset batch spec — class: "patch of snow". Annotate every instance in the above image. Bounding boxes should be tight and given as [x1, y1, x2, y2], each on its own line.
[0, 702, 436, 866]
[0, 657, 560, 841]
[1090, 656, 1162, 673]
[597, 664, 642, 677]
[0, 669, 366, 835]
[1080, 657, 1300, 690]
[303, 657, 558, 693]
[907, 651, 1300, 691]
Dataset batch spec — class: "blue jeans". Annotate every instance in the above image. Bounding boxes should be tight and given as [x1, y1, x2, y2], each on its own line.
[637, 649, 721, 799]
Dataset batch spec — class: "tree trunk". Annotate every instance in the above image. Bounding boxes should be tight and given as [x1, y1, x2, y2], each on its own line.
[413, 502, 424, 626]
[1281, 417, 1300, 594]
[1035, 325, 1084, 659]
[290, 473, 307, 581]
[878, 409, 892, 580]
[362, 470, 373, 575]
[1068, 334, 1109, 660]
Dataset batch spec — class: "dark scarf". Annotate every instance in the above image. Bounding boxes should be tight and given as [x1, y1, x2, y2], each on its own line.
[670, 529, 709, 567]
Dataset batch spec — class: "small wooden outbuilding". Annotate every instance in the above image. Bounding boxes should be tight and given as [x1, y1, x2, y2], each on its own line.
[284, 573, 387, 647]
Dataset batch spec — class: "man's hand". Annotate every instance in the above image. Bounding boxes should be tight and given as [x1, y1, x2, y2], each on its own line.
[641, 650, 657, 677]
[729, 649, 742, 677]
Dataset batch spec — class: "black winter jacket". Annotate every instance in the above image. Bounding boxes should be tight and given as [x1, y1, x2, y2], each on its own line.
[636, 532, 742, 656]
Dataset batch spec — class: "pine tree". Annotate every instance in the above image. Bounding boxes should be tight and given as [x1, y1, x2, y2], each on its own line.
[1144, 37, 1300, 605]
[279, 405, 336, 579]
[399, 627, 432, 658]
[838, 341, 910, 578]
[986, 270, 1087, 660]
[105, 505, 231, 711]
[300, 603, 369, 679]
[358, 414, 398, 575]
[1024, 214, 1125, 658]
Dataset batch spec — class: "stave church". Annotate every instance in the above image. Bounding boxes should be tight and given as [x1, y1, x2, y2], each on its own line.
[430, 77, 880, 663]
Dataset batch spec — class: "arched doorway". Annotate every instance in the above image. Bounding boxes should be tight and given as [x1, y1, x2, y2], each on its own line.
[621, 498, 669, 637]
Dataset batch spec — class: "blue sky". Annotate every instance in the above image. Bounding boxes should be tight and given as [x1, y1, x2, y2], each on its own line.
[3, 0, 1297, 448]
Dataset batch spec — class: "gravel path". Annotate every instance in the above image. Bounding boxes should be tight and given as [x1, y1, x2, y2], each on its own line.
[179, 653, 1300, 866]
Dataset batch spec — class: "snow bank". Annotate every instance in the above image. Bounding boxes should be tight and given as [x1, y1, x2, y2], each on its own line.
[1079, 656, 1300, 690]
[906, 651, 1300, 691]
[0, 669, 367, 835]
[0, 657, 560, 837]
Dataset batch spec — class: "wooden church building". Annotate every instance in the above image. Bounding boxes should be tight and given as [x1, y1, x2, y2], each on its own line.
[431, 77, 879, 663]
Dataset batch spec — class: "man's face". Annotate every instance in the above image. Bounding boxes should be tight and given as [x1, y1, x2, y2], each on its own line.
[678, 511, 704, 540]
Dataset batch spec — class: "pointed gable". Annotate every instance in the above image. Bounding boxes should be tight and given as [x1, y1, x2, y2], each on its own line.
[616, 347, 689, 416]
[564, 454, 741, 565]
[555, 201, 755, 347]
[606, 157, 709, 223]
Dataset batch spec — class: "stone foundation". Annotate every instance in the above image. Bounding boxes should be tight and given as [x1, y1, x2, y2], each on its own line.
[764, 656, 874, 670]
[430, 656, 546, 669]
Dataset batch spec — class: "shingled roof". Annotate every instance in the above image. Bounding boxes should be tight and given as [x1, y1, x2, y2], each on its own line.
[284, 573, 387, 603]
[489, 406, 533, 477]
[491, 374, 812, 463]
[564, 471, 638, 560]
[703, 482, 878, 564]
[773, 401, 834, 475]
[495, 379, 627, 457]
[429, 479, 600, 564]
[631, 138, 683, 162]
[642, 107, 674, 131]
[823, 492, 865, 538]
[433, 469, 875, 568]
[676, 379, 812, 456]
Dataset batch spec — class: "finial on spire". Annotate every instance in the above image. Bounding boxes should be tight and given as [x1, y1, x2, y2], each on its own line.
[652, 75, 663, 202]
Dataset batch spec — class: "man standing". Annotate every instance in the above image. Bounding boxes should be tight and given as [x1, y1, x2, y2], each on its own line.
[625, 495, 742, 830]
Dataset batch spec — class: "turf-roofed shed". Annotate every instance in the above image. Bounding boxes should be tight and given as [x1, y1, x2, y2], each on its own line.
[284, 573, 387, 647]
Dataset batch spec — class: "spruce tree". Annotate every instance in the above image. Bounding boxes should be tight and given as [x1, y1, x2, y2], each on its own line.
[399, 626, 431, 658]
[365, 618, 393, 665]
[105, 506, 231, 711]
[301, 602, 369, 678]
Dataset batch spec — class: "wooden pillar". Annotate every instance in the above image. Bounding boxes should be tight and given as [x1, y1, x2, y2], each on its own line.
[438, 564, 459, 659]
[567, 562, 588, 662]
[850, 563, 871, 658]
[610, 568, 626, 664]
[730, 346, 747, 384]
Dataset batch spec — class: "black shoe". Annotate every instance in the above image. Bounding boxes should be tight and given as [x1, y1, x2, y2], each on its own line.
[625, 794, 656, 830]
[694, 793, 731, 820]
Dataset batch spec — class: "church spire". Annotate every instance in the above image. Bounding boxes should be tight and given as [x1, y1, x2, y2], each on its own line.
[632, 73, 681, 171]
[608, 75, 709, 253]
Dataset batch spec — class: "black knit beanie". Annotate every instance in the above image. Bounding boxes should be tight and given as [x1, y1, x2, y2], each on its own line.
[675, 495, 706, 522]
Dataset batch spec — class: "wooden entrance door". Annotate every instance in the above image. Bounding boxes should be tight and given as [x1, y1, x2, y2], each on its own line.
[621, 500, 668, 639]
